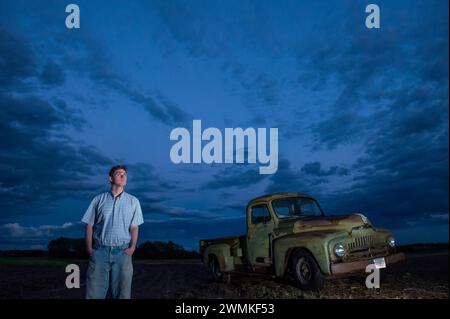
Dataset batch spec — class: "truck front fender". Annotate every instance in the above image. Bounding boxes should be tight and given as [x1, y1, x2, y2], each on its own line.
[273, 231, 340, 277]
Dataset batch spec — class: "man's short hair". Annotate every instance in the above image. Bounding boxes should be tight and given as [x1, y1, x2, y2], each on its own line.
[109, 165, 127, 177]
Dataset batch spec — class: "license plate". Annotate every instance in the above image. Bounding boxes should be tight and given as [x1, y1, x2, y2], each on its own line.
[373, 257, 386, 269]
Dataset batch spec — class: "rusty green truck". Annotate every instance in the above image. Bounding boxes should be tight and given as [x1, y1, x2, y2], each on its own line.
[200, 193, 405, 290]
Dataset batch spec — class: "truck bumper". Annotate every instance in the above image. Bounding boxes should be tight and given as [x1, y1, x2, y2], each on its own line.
[330, 252, 406, 275]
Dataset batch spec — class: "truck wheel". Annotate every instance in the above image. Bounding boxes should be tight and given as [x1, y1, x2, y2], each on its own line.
[291, 250, 325, 290]
[209, 256, 231, 284]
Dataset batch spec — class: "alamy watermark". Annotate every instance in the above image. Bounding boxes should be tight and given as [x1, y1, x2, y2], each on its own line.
[365, 4, 381, 29]
[63, 4, 379, 32]
[365, 257, 386, 289]
[65, 264, 80, 289]
[169, 120, 279, 174]
[65, 4, 80, 29]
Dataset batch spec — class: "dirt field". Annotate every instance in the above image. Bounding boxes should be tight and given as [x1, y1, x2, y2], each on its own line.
[0, 251, 447, 299]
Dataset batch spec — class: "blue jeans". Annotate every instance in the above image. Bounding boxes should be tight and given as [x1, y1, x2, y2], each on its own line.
[86, 244, 133, 299]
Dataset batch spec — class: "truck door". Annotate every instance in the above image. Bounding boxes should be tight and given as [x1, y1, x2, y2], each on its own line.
[247, 204, 274, 267]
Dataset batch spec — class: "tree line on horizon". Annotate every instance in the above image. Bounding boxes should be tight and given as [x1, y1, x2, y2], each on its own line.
[0, 237, 200, 259]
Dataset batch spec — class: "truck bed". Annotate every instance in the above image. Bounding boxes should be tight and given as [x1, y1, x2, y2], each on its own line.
[200, 235, 243, 247]
[200, 235, 248, 266]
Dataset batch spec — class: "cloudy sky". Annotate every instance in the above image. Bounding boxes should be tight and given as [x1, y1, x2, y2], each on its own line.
[0, 0, 448, 250]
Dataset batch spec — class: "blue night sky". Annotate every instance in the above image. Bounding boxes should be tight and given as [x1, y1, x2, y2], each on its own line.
[0, 0, 448, 250]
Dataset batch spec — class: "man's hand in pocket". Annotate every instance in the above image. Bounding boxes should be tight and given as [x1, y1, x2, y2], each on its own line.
[123, 246, 135, 256]
[87, 247, 95, 256]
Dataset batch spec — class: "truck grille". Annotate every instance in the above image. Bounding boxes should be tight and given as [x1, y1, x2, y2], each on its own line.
[343, 235, 388, 261]
[346, 235, 384, 251]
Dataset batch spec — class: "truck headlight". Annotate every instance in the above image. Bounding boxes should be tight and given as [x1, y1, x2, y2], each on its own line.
[387, 236, 396, 248]
[334, 243, 346, 257]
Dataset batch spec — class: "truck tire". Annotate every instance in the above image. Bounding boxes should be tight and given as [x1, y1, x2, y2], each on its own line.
[209, 256, 231, 284]
[291, 249, 325, 290]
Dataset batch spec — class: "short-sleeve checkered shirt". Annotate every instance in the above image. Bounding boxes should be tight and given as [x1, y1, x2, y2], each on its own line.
[81, 191, 144, 247]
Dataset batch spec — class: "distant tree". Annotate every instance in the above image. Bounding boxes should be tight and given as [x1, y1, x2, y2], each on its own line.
[46, 237, 200, 259]
[48, 237, 87, 258]
[134, 240, 200, 259]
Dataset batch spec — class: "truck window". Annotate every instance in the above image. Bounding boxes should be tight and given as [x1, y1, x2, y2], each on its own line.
[251, 205, 271, 224]
[272, 197, 323, 217]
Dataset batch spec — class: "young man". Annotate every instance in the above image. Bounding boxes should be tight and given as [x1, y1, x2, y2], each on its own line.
[81, 165, 144, 299]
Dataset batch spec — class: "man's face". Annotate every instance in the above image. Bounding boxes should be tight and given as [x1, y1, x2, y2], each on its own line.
[110, 169, 127, 187]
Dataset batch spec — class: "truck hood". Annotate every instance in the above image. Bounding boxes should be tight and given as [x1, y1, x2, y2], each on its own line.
[287, 214, 371, 234]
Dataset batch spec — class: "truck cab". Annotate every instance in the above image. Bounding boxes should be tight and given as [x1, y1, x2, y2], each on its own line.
[200, 193, 405, 290]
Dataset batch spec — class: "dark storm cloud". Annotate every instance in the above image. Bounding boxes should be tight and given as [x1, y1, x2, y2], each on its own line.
[123, 162, 198, 217]
[150, 0, 283, 111]
[301, 162, 349, 177]
[0, 28, 113, 217]
[2, 2, 191, 127]
[0, 27, 190, 221]
[306, 1, 448, 149]
[265, 158, 330, 195]
[89, 65, 189, 126]
[40, 61, 65, 86]
[106, 162, 219, 219]
[284, 1, 449, 231]
[208, 201, 247, 214]
[0, 92, 188, 219]
[200, 166, 268, 190]
[60, 32, 190, 126]
[0, 27, 36, 90]
[123, 164, 219, 218]
[143, 203, 219, 219]
[126, 163, 177, 190]
[202, 159, 349, 198]
[0, 105, 113, 216]
[335, 89, 449, 222]
[236, 71, 280, 109]
[0, 27, 68, 91]
[52, 98, 87, 130]
[149, 0, 216, 58]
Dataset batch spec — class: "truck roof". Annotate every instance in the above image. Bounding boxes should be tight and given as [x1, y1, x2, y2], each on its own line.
[248, 192, 314, 205]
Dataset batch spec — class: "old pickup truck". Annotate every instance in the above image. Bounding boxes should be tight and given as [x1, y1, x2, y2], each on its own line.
[200, 193, 405, 290]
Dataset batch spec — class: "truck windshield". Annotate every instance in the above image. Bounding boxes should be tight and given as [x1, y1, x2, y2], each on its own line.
[272, 197, 323, 218]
